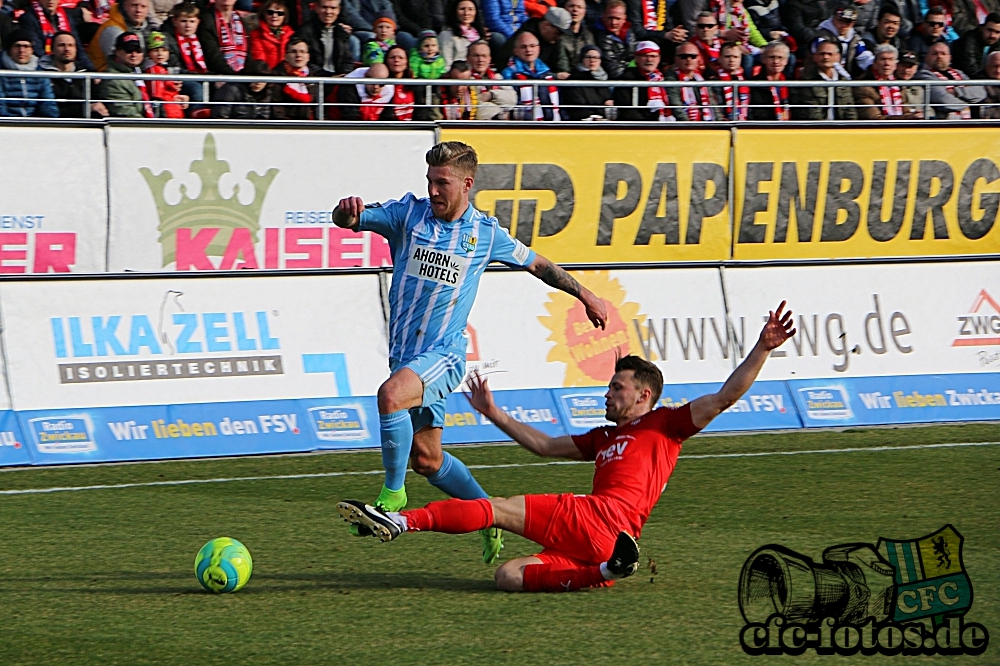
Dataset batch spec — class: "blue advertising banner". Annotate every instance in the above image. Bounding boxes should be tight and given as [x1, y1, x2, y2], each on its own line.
[17, 396, 379, 465]
[442, 389, 566, 444]
[0, 410, 32, 466]
[789, 373, 1000, 427]
[552, 381, 801, 435]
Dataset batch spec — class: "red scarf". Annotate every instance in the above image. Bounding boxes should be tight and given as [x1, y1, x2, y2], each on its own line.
[930, 68, 972, 118]
[766, 73, 790, 120]
[874, 73, 903, 116]
[31, 1, 71, 54]
[716, 68, 748, 120]
[710, 0, 751, 31]
[641, 0, 667, 31]
[215, 10, 246, 72]
[390, 84, 414, 121]
[281, 62, 311, 103]
[676, 69, 715, 121]
[692, 35, 721, 69]
[644, 68, 668, 119]
[132, 66, 155, 118]
[176, 34, 208, 73]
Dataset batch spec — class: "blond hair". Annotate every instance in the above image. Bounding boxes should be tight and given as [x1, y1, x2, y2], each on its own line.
[426, 141, 478, 178]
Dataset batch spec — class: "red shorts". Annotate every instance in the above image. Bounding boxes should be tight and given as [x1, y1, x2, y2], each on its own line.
[523, 493, 629, 566]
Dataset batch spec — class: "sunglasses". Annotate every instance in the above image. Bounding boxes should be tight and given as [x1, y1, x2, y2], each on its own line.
[266, 8, 286, 15]
[676, 53, 699, 59]
[697, 22, 717, 28]
[928, 20, 945, 27]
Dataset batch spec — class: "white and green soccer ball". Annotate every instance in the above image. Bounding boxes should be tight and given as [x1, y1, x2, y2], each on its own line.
[195, 537, 253, 593]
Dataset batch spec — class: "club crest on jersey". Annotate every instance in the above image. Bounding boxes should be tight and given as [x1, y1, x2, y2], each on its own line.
[460, 233, 477, 253]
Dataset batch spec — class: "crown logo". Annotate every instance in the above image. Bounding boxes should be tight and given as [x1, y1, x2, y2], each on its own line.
[140, 134, 279, 267]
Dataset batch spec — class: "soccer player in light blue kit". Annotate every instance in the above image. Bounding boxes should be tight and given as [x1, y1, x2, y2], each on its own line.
[333, 141, 607, 563]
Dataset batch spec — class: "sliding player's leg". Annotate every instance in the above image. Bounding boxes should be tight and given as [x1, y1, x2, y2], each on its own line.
[495, 536, 640, 592]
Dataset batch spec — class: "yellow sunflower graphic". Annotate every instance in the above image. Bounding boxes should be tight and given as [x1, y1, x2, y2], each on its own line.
[539, 271, 647, 386]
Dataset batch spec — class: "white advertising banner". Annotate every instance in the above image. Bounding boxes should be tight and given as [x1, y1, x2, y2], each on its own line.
[468, 268, 734, 390]
[724, 261, 1000, 379]
[0, 274, 388, 410]
[105, 128, 436, 272]
[0, 126, 107, 273]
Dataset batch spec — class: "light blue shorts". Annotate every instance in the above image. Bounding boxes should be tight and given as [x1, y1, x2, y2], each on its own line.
[390, 350, 466, 431]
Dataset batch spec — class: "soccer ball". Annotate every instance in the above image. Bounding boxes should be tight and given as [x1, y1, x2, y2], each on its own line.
[195, 537, 253, 593]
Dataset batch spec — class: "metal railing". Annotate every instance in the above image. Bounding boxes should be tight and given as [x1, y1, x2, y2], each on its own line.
[2, 68, 998, 122]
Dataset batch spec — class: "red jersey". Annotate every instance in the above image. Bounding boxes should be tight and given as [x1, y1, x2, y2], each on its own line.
[571, 404, 700, 537]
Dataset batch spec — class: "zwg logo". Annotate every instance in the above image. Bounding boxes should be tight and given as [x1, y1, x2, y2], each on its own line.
[738, 525, 989, 656]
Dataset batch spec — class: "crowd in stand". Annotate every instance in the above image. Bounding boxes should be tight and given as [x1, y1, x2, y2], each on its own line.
[1, 0, 999, 118]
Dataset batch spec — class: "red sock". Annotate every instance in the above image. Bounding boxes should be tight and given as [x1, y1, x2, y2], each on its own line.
[401, 498, 494, 534]
[521, 563, 612, 592]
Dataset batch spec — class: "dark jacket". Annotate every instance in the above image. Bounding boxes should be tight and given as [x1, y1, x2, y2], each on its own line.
[211, 81, 275, 118]
[392, 0, 444, 34]
[748, 71, 790, 120]
[861, 29, 904, 54]
[514, 17, 573, 73]
[18, 4, 93, 69]
[954, 26, 1000, 76]
[612, 66, 662, 120]
[197, 7, 249, 75]
[594, 23, 635, 80]
[905, 27, 943, 63]
[294, 15, 354, 75]
[561, 67, 611, 119]
[744, 0, 786, 40]
[952, 0, 1000, 37]
[781, 0, 830, 54]
[791, 70, 859, 119]
[0, 52, 58, 117]
[40, 56, 90, 117]
[561, 22, 596, 63]
[270, 62, 320, 119]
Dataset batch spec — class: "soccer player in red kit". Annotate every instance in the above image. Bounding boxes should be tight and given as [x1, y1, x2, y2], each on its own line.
[338, 301, 795, 592]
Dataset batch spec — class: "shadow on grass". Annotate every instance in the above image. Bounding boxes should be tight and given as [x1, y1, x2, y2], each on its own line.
[1, 571, 495, 595]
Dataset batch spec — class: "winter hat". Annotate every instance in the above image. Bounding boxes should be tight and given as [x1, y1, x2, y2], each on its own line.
[418, 29, 438, 43]
[372, 12, 396, 29]
[6, 28, 33, 49]
[147, 31, 167, 50]
[580, 44, 601, 58]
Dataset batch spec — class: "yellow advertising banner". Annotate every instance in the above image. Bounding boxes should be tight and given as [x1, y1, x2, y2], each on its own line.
[439, 129, 732, 263]
[733, 128, 1000, 259]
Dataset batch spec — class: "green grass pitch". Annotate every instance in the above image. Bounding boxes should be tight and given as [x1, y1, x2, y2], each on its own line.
[0, 423, 997, 665]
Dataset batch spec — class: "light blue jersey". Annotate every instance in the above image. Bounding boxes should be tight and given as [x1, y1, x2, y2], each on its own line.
[360, 193, 536, 362]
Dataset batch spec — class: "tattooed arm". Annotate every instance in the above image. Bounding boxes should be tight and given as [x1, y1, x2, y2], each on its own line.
[526, 254, 607, 329]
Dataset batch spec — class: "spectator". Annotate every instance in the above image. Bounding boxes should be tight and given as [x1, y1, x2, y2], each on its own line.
[882, 0, 923, 38]
[350, 0, 400, 42]
[212, 58, 276, 118]
[512, 6, 574, 76]
[481, 0, 526, 40]
[270, 37, 318, 118]
[954, 12, 1000, 74]
[362, 12, 397, 63]
[979, 49, 1000, 115]
[198, 0, 248, 74]
[749, 39, 791, 119]
[438, 0, 490, 67]
[712, 40, 749, 118]
[853, 44, 923, 117]
[337, 60, 396, 117]
[612, 39, 670, 120]
[393, 0, 444, 43]
[250, 0, 294, 69]
[19, 0, 91, 68]
[744, 0, 788, 41]
[501, 30, 561, 119]
[595, 0, 635, 79]
[781, 0, 830, 56]
[0, 28, 58, 117]
[466, 38, 516, 117]
[295, 0, 355, 75]
[907, 8, 949, 61]
[162, 2, 207, 109]
[627, 0, 688, 47]
[562, 0, 595, 59]
[98, 31, 152, 117]
[664, 40, 718, 119]
[792, 38, 858, 118]
[691, 11, 721, 71]
[863, 6, 904, 52]
[144, 30, 188, 117]
[40, 30, 108, 116]
[895, 48, 926, 109]
[941, 0, 1000, 39]
[710, 0, 767, 54]
[436, 59, 474, 117]
[561, 44, 612, 118]
[89, 0, 153, 71]
[815, 5, 874, 75]
[383, 43, 418, 118]
[410, 28, 446, 76]
[915, 39, 986, 116]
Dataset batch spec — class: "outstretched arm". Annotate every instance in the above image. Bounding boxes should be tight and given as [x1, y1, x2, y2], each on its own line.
[332, 196, 364, 230]
[464, 370, 583, 459]
[526, 254, 608, 330]
[689, 301, 796, 430]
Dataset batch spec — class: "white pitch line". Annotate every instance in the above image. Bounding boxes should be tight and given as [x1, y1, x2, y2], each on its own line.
[0, 441, 997, 497]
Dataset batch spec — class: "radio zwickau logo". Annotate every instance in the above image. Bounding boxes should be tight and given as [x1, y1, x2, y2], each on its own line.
[738, 525, 988, 656]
